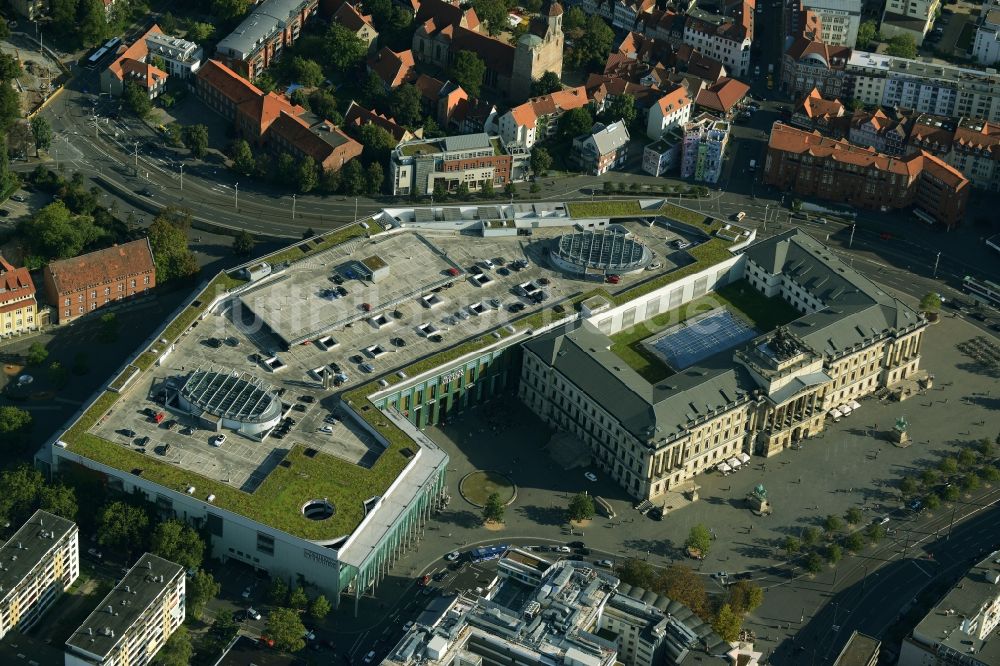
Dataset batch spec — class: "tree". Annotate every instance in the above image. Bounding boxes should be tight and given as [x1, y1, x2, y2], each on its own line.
[296, 157, 318, 193]
[564, 6, 586, 32]
[865, 523, 885, 544]
[845, 532, 865, 553]
[274, 152, 297, 186]
[726, 580, 764, 615]
[390, 84, 424, 127]
[531, 71, 563, 96]
[802, 526, 820, 547]
[231, 139, 255, 176]
[942, 484, 961, 501]
[123, 82, 152, 119]
[886, 34, 917, 58]
[97, 501, 149, 556]
[958, 448, 977, 468]
[450, 50, 486, 98]
[19, 201, 103, 261]
[326, 23, 368, 74]
[602, 93, 636, 126]
[148, 209, 199, 282]
[289, 586, 309, 610]
[150, 519, 204, 571]
[30, 117, 52, 157]
[366, 162, 384, 196]
[685, 524, 712, 557]
[783, 536, 801, 557]
[845, 507, 863, 525]
[570, 16, 614, 70]
[568, 492, 595, 521]
[78, 0, 109, 48]
[268, 577, 289, 605]
[340, 159, 366, 195]
[39, 483, 77, 520]
[26, 342, 48, 366]
[267, 607, 307, 653]
[188, 570, 221, 620]
[824, 514, 844, 534]
[712, 603, 742, 642]
[212, 0, 251, 19]
[310, 594, 332, 621]
[658, 565, 708, 619]
[361, 72, 386, 109]
[504, 182, 517, 198]
[0, 54, 21, 82]
[233, 230, 255, 256]
[182, 124, 210, 159]
[900, 477, 918, 497]
[308, 90, 339, 121]
[154, 625, 192, 666]
[826, 543, 843, 563]
[483, 492, 505, 524]
[925, 493, 941, 509]
[856, 20, 877, 47]
[480, 179, 494, 198]
[473, 0, 509, 36]
[805, 552, 823, 573]
[357, 124, 397, 162]
[457, 181, 470, 199]
[289, 56, 324, 87]
[186, 21, 216, 42]
[0, 82, 16, 130]
[939, 457, 959, 475]
[558, 106, 593, 141]
[0, 406, 32, 450]
[47, 361, 68, 387]
[615, 558, 656, 589]
[979, 438, 996, 459]
[919, 292, 942, 313]
[531, 147, 553, 176]
[983, 467, 1000, 483]
[921, 468, 940, 487]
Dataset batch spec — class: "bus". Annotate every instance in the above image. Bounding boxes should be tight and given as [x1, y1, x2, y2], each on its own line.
[962, 275, 1000, 308]
[86, 46, 109, 68]
[103, 37, 122, 51]
[469, 545, 508, 563]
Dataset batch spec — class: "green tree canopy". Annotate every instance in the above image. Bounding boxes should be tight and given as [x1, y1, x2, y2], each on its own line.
[563, 6, 586, 31]
[182, 124, 209, 158]
[557, 106, 593, 141]
[186, 21, 216, 43]
[357, 123, 397, 161]
[0, 406, 32, 451]
[473, 0, 509, 36]
[148, 207, 198, 282]
[802, 526, 821, 547]
[339, 159, 367, 195]
[823, 514, 844, 533]
[289, 56, 324, 87]
[919, 292, 942, 313]
[856, 20, 877, 47]
[233, 230, 255, 256]
[845, 507, 863, 525]
[483, 491, 505, 523]
[570, 16, 614, 70]
[0, 54, 22, 82]
[602, 93, 637, 126]
[658, 565, 708, 619]
[531, 71, 563, 96]
[289, 586, 309, 610]
[97, 501, 149, 556]
[153, 625, 192, 666]
[0, 465, 75, 525]
[188, 570, 221, 619]
[150, 519, 204, 571]
[390, 84, 424, 127]
[366, 162, 384, 195]
[310, 594, 332, 621]
[805, 552, 823, 573]
[845, 532, 865, 553]
[568, 492, 595, 521]
[685, 524, 712, 556]
[826, 543, 843, 563]
[615, 558, 656, 588]
[78, 0, 110, 48]
[19, 201, 103, 262]
[26, 342, 48, 366]
[530, 146, 552, 175]
[309, 90, 339, 122]
[30, 117, 52, 157]
[326, 23, 368, 74]
[297, 156, 318, 193]
[939, 457, 959, 475]
[886, 34, 917, 58]
[267, 607, 307, 652]
[450, 50, 486, 98]
[123, 82, 152, 119]
[212, 0, 251, 19]
[712, 604, 742, 642]
[899, 476, 918, 496]
[231, 139, 256, 176]
[783, 536, 801, 557]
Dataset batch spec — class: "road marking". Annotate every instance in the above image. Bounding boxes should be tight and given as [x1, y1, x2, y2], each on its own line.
[911, 561, 933, 578]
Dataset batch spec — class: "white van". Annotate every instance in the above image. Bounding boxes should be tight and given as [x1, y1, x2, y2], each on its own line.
[748, 159, 757, 172]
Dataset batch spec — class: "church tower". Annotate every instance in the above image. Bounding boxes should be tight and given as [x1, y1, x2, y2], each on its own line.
[510, 1, 565, 102]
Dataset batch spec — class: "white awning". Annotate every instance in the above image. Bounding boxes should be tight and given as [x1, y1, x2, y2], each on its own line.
[840, 404, 853, 415]
[849, 400, 861, 410]
[828, 408, 842, 418]
[717, 462, 732, 473]
[738, 452, 750, 463]
[727, 457, 742, 469]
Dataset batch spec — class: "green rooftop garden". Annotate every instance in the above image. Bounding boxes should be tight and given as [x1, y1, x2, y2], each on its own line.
[608, 280, 803, 380]
[566, 200, 643, 218]
[264, 222, 368, 267]
[399, 142, 439, 157]
[491, 138, 503, 155]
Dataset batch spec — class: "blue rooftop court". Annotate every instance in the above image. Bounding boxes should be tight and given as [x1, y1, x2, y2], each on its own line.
[645, 309, 758, 370]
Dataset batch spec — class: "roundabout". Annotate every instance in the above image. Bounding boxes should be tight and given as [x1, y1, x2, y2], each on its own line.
[458, 470, 517, 508]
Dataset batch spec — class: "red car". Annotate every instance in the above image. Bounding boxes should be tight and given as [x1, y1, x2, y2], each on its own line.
[606, 274, 621, 284]
[447, 267, 460, 276]
[362, 303, 372, 312]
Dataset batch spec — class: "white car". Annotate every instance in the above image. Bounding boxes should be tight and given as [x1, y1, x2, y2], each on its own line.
[584, 472, 597, 482]
[319, 425, 334, 434]
[445, 551, 461, 561]
[211, 434, 226, 447]
[403, 621, 415, 632]
[364, 651, 377, 663]
[304, 629, 316, 641]
[597, 559, 614, 568]
[556, 546, 572, 554]
[241, 586, 251, 599]
[734, 211, 747, 222]
[247, 607, 262, 621]
[480, 259, 495, 270]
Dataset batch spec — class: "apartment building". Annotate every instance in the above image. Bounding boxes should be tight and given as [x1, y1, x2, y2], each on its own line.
[0, 511, 78, 640]
[791, 86, 847, 136]
[390, 133, 513, 195]
[693, 76, 749, 117]
[799, 0, 861, 46]
[65, 553, 184, 666]
[646, 85, 693, 140]
[680, 113, 730, 182]
[881, 0, 939, 44]
[333, 2, 378, 47]
[100, 25, 169, 99]
[909, 114, 1000, 190]
[845, 51, 1000, 124]
[0, 255, 39, 338]
[43, 239, 156, 325]
[973, 3, 1000, 65]
[849, 107, 910, 155]
[143, 32, 203, 78]
[498, 86, 590, 149]
[833, 632, 881, 666]
[899, 550, 1000, 665]
[781, 34, 851, 99]
[520, 228, 926, 502]
[642, 127, 684, 176]
[764, 122, 969, 228]
[572, 121, 631, 175]
[215, 0, 320, 81]
[682, 3, 753, 77]
[581, 0, 655, 33]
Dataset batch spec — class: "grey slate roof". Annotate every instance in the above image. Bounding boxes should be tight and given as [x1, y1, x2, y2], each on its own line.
[525, 321, 754, 441]
[0, 510, 76, 606]
[217, 0, 311, 59]
[588, 121, 631, 155]
[443, 133, 492, 152]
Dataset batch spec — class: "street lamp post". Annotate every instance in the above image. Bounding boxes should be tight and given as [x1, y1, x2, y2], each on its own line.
[933, 251, 941, 278]
[235, 182, 239, 210]
[849, 223, 856, 249]
[179, 163, 183, 191]
[292, 193, 296, 219]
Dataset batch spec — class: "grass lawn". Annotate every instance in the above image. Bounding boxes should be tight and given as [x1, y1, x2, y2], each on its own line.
[459, 470, 516, 507]
[608, 280, 801, 381]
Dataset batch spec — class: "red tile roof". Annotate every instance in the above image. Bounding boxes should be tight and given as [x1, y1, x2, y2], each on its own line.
[237, 91, 306, 136]
[414, 74, 446, 103]
[0, 298, 34, 316]
[0, 256, 35, 308]
[344, 101, 411, 143]
[334, 2, 375, 32]
[769, 122, 922, 178]
[785, 34, 851, 67]
[369, 48, 416, 88]
[415, 0, 478, 31]
[694, 77, 748, 113]
[451, 27, 515, 76]
[268, 113, 363, 167]
[198, 60, 263, 108]
[798, 87, 844, 120]
[654, 84, 691, 115]
[920, 151, 970, 188]
[121, 59, 168, 90]
[107, 24, 163, 83]
[45, 239, 155, 295]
